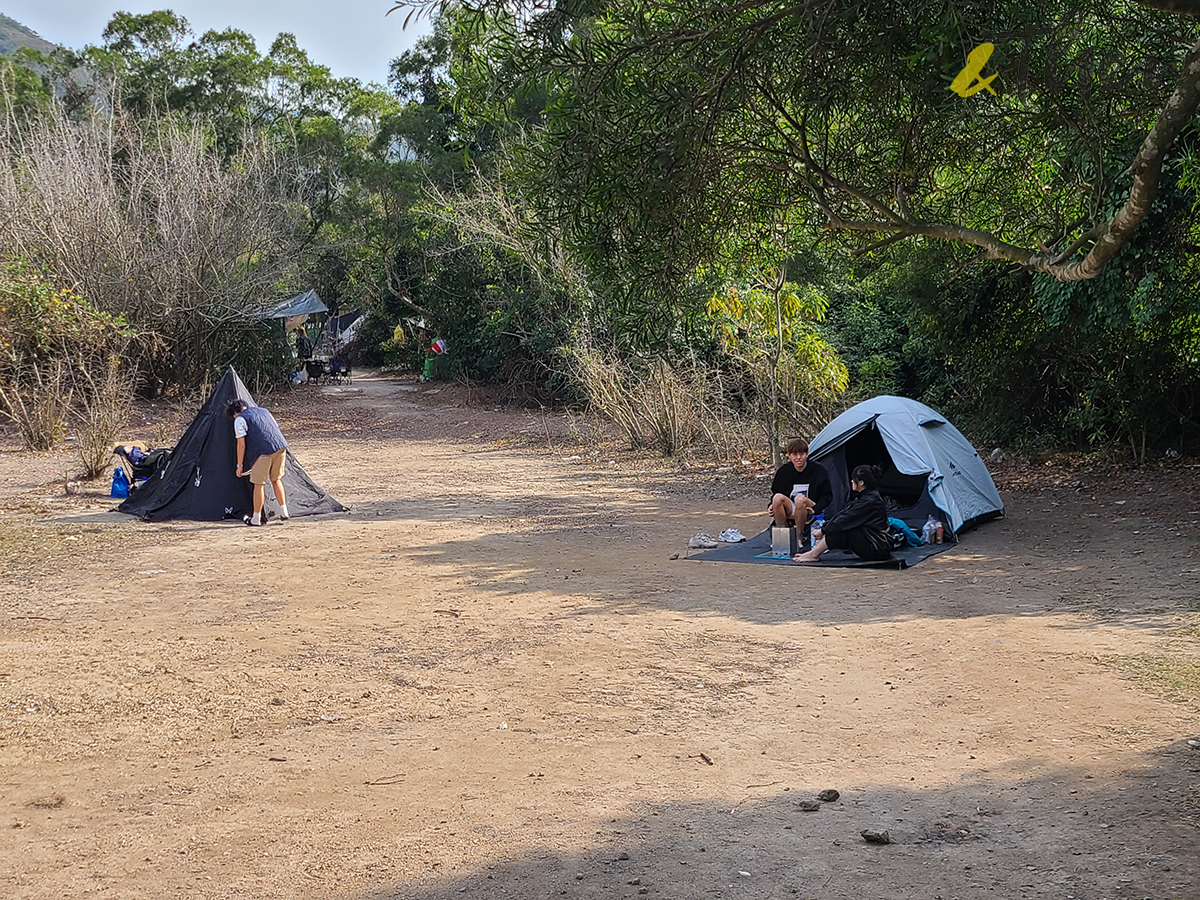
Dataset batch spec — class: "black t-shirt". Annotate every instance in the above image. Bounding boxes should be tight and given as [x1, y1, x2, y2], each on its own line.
[770, 460, 832, 514]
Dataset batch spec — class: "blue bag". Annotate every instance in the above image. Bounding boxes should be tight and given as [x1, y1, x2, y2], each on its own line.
[110, 466, 130, 499]
[888, 516, 923, 547]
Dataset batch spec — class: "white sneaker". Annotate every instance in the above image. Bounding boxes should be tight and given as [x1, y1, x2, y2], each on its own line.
[718, 529, 746, 543]
[688, 532, 719, 549]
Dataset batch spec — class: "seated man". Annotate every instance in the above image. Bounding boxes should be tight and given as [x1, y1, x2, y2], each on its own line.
[768, 438, 832, 530]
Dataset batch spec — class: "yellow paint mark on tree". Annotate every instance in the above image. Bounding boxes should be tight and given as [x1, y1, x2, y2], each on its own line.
[950, 43, 999, 97]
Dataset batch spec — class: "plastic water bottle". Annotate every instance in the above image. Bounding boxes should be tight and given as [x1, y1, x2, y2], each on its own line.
[921, 515, 937, 544]
[810, 515, 824, 548]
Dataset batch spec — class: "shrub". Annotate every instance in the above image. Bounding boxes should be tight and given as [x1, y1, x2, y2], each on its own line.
[0, 260, 140, 455]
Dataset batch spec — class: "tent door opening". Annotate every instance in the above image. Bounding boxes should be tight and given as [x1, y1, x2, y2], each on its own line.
[840, 426, 928, 508]
[815, 423, 948, 538]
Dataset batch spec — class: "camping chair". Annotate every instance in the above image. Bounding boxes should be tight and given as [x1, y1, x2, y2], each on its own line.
[304, 359, 327, 384]
[112, 444, 173, 488]
[327, 357, 352, 384]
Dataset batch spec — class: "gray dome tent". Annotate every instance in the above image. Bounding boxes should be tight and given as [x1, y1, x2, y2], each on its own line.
[118, 367, 345, 522]
[808, 396, 1002, 537]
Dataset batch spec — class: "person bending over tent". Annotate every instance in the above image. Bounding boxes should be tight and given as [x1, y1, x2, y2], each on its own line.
[794, 465, 891, 563]
[768, 438, 832, 530]
[227, 399, 289, 526]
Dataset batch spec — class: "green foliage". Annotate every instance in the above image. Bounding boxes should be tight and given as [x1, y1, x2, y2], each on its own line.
[824, 177, 1200, 456]
[0, 260, 140, 450]
[708, 282, 848, 402]
[370, 218, 577, 396]
[84, 11, 401, 160]
[14, 1, 1198, 459]
[826, 296, 910, 398]
[441, 0, 1194, 292]
[430, 0, 1200, 453]
[0, 260, 133, 369]
[0, 55, 52, 120]
[707, 277, 848, 456]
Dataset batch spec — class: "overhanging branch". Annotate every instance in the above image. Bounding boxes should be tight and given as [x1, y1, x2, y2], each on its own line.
[382, 255, 436, 319]
[814, 34, 1200, 280]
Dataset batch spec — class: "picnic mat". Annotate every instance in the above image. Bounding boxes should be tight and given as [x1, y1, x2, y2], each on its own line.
[688, 528, 957, 569]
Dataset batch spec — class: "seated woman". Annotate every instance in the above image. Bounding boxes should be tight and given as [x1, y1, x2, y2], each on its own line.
[794, 465, 892, 563]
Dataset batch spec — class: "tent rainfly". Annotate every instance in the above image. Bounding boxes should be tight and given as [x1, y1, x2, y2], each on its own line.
[260, 289, 327, 319]
[117, 367, 345, 522]
[808, 395, 1003, 537]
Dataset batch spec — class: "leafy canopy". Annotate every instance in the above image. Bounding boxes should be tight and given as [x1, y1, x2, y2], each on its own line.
[402, 0, 1200, 292]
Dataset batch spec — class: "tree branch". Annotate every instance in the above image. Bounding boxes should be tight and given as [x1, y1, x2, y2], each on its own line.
[816, 34, 1200, 280]
[1134, 0, 1200, 15]
[382, 255, 436, 319]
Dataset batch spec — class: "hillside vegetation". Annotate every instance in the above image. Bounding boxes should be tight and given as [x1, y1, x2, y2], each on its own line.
[0, 13, 57, 57]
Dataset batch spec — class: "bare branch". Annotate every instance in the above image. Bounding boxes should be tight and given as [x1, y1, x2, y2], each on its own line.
[382, 255, 436, 320]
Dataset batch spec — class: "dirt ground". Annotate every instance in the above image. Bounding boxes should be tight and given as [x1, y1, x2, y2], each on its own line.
[1, 370, 1198, 900]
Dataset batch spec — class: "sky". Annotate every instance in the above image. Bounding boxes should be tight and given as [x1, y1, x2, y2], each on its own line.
[1, 1, 433, 86]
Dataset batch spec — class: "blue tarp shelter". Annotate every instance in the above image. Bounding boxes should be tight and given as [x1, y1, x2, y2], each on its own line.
[260, 289, 327, 319]
[808, 396, 1003, 537]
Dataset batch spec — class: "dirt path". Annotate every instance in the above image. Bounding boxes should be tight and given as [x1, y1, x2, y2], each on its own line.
[1, 372, 1197, 899]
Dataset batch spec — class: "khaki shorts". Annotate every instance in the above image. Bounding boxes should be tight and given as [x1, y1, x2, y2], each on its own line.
[249, 449, 286, 484]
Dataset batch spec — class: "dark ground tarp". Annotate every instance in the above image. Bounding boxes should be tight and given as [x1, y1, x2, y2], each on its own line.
[688, 528, 955, 569]
[118, 367, 345, 522]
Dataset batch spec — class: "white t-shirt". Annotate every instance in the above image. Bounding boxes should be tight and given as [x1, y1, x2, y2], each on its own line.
[233, 415, 248, 439]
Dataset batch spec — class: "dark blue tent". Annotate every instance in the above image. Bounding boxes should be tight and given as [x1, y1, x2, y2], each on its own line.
[118, 368, 345, 522]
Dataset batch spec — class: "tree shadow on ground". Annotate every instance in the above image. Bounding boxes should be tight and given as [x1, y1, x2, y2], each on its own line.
[360, 740, 1199, 900]
[361, 504, 1195, 632]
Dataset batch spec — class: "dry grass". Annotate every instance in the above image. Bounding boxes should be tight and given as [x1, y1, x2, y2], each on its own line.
[1102, 653, 1200, 709]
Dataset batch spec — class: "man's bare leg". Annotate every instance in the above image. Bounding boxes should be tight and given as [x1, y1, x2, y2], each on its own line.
[271, 478, 288, 520]
[770, 493, 792, 526]
[251, 482, 266, 524]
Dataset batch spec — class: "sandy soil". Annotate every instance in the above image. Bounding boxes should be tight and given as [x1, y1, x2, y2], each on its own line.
[1, 370, 1198, 900]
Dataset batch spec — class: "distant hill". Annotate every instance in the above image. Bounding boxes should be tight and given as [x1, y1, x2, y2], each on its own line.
[0, 13, 59, 58]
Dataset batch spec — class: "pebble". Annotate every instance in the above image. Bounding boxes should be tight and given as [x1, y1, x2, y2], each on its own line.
[861, 829, 891, 845]
[797, 800, 821, 812]
[816, 789, 840, 802]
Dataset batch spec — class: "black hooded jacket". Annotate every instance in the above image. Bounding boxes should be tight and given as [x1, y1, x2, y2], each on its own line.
[822, 488, 891, 559]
